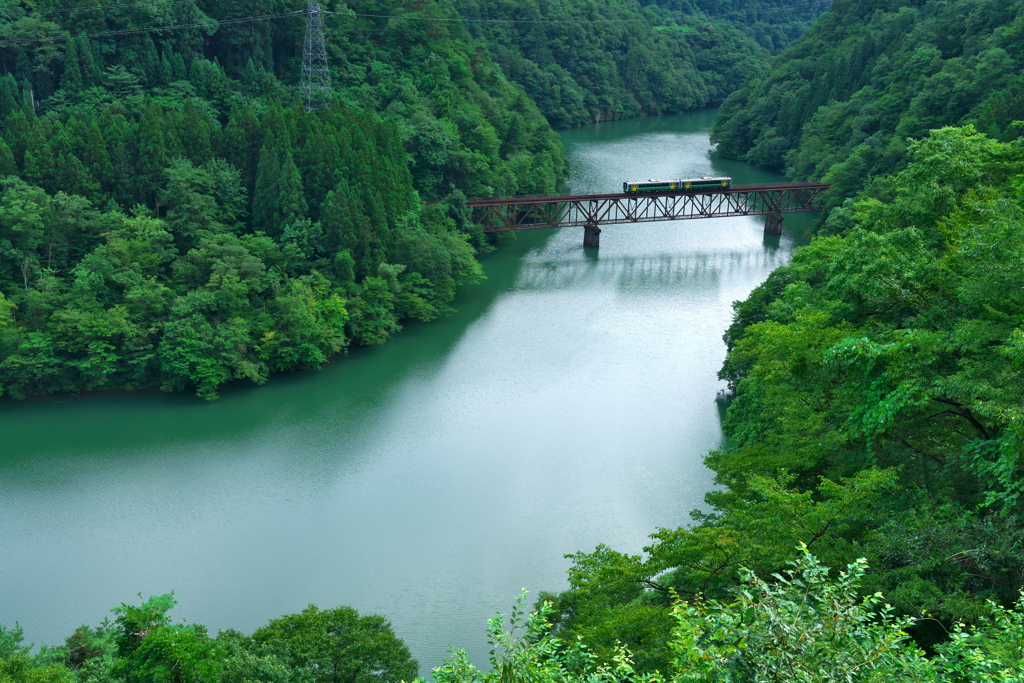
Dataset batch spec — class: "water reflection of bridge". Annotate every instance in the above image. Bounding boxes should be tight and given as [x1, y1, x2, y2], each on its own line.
[514, 250, 791, 292]
[467, 182, 829, 247]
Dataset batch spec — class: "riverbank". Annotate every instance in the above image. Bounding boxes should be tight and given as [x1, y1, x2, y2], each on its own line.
[0, 112, 814, 672]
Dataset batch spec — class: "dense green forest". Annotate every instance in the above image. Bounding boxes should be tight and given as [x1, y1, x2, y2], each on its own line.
[0, 0, 568, 399]
[712, 0, 1024, 204]
[526, 0, 1024, 675]
[0, 0, 834, 400]
[448, 0, 830, 128]
[539, 125, 1024, 672]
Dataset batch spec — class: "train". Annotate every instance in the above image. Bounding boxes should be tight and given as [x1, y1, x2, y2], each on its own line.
[622, 176, 732, 193]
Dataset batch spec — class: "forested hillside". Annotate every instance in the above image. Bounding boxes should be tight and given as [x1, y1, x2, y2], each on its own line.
[527, 0, 1024, 672]
[712, 0, 1024, 203]
[0, 0, 567, 399]
[538, 125, 1024, 676]
[450, 0, 830, 128]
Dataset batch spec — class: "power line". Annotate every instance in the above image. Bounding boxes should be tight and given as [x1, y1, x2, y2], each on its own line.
[0, 11, 302, 46]
[34, 0, 204, 17]
[324, 10, 647, 24]
[0, 0, 832, 46]
[31, 0, 830, 20]
[326, 0, 830, 24]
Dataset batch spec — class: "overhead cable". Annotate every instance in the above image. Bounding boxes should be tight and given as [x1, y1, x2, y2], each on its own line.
[0, 10, 303, 46]
[1, 0, 831, 45]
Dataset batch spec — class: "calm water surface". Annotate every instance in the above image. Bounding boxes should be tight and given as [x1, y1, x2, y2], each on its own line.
[0, 110, 813, 672]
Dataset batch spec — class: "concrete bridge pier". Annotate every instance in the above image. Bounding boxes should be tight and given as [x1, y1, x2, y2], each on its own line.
[764, 212, 783, 234]
[584, 222, 601, 247]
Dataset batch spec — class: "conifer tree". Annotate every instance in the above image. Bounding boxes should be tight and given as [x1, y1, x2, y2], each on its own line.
[222, 103, 262, 195]
[137, 102, 169, 208]
[180, 100, 213, 165]
[74, 119, 111, 187]
[363, 186, 391, 265]
[15, 49, 31, 88]
[188, 57, 210, 92]
[242, 58, 261, 94]
[56, 152, 99, 197]
[49, 125, 74, 167]
[104, 113, 136, 208]
[300, 127, 344, 221]
[277, 148, 308, 235]
[61, 39, 83, 93]
[170, 53, 187, 81]
[159, 52, 174, 86]
[20, 87, 34, 113]
[321, 179, 382, 276]
[163, 110, 187, 162]
[142, 38, 161, 86]
[0, 138, 16, 177]
[261, 99, 287, 147]
[23, 125, 56, 191]
[5, 109, 32, 167]
[252, 136, 281, 234]
[76, 37, 100, 86]
[0, 75, 19, 121]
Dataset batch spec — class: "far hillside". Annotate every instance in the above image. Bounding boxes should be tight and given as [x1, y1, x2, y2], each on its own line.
[450, 0, 831, 128]
[712, 0, 1024, 204]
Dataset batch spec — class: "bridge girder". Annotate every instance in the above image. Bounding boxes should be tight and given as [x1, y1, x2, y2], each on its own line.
[466, 183, 829, 233]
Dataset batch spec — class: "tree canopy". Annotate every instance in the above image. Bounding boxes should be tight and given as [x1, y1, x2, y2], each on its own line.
[0, 0, 570, 399]
[712, 0, 1024, 205]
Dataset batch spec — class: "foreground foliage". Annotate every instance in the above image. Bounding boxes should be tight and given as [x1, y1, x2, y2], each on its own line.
[436, 551, 1024, 683]
[7, 550, 1022, 682]
[1, 593, 416, 683]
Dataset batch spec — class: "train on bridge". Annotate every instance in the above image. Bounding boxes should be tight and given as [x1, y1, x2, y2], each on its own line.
[623, 176, 732, 193]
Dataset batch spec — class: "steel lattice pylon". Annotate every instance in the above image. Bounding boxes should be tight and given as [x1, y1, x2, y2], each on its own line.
[301, 0, 331, 111]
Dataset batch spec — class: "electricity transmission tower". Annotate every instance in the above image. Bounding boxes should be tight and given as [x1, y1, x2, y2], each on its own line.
[301, 0, 331, 111]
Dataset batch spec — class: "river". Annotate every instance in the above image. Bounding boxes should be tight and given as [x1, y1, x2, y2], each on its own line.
[0, 110, 813, 673]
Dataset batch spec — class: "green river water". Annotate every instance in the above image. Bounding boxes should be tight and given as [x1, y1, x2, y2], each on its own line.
[0, 110, 814, 673]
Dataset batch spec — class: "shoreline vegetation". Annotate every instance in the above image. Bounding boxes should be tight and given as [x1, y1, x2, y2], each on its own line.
[4, 0, 1024, 681]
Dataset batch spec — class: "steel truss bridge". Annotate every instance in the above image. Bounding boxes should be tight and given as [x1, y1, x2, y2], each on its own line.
[466, 182, 830, 247]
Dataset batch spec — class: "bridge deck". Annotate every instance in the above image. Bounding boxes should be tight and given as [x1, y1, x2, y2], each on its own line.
[465, 182, 831, 207]
[466, 182, 830, 235]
